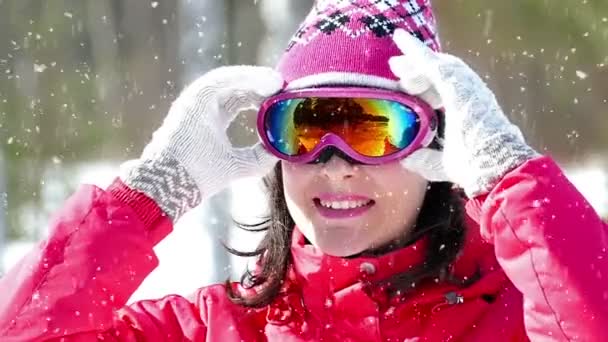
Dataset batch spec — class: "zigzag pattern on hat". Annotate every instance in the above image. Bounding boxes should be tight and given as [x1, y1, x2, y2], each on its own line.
[277, 0, 440, 88]
[286, 0, 438, 51]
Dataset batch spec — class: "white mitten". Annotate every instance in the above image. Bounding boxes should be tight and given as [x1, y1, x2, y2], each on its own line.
[391, 29, 539, 197]
[120, 66, 283, 221]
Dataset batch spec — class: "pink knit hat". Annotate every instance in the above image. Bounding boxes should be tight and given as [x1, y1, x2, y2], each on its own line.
[276, 0, 440, 91]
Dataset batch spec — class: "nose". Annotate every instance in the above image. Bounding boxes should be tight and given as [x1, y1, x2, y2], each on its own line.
[321, 154, 355, 181]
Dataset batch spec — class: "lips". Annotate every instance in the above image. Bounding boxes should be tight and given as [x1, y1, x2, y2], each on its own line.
[317, 198, 373, 209]
[313, 193, 375, 219]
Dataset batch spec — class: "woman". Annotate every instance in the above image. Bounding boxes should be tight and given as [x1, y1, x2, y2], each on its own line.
[1, 1, 607, 341]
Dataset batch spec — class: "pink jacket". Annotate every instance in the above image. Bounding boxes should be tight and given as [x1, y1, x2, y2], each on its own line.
[0, 156, 607, 341]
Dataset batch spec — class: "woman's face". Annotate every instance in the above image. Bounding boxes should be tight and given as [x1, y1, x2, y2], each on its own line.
[282, 156, 428, 257]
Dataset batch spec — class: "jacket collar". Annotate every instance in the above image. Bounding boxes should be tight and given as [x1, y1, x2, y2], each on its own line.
[290, 228, 428, 294]
[269, 202, 510, 340]
[288, 208, 499, 303]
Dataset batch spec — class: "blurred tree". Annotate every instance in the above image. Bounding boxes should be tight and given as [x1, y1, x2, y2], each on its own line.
[0, 0, 606, 243]
[435, 0, 608, 161]
[176, 0, 233, 284]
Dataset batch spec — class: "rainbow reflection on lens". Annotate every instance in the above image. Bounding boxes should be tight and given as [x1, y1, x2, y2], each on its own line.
[264, 97, 420, 158]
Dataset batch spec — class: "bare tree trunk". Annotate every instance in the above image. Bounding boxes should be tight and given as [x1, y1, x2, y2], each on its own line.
[177, 0, 232, 284]
[0, 0, 13, 271]
[114, 0, 173, 150]
[85, 0, 121, 135]
[0, 0, 9, 260]
[178, 0, 230, 83]
[257, 0, 312, 66]
[0, 151, 6, 274]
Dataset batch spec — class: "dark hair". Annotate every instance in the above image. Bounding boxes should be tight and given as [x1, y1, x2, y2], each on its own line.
[226, 112, 469, 308]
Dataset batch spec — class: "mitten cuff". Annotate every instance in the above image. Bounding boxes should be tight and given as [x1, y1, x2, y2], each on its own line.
[119, 152, 202, 222]
[465, 133, 540, 197]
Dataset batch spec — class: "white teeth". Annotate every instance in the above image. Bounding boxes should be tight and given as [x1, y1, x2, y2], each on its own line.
[319, 199, 371, 210]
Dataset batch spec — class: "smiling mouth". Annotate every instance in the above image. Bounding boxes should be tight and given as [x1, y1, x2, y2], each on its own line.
[313, 198, 375, 210]
[312, 197, 376, 219]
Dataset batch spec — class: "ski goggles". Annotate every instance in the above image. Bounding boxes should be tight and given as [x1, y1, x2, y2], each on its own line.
[257, 87, 438, 165]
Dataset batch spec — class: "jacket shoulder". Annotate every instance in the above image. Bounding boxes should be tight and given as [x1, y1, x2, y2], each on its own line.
[190, 283, 270, 339]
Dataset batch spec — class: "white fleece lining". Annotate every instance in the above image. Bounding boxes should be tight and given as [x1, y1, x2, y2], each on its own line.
[286, 72, 401, 91]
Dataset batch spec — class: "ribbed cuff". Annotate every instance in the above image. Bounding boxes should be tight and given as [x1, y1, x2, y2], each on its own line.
[107, 178, 166, 230]
[466, 134, 540, 198]
[119, 154, 202, 222]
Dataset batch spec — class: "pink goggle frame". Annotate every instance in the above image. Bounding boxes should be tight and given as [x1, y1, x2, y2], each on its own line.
[256, 87, 438, 165]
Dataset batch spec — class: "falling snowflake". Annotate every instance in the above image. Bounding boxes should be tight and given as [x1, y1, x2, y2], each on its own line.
[33, 63, 47, 73]
[575, 70, 588, 80]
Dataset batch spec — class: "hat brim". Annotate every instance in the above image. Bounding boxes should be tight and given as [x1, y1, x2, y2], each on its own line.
[285, 72, 401, 91]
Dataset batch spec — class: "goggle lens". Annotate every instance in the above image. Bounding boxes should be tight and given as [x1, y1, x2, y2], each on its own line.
[264, 97, 421, 158]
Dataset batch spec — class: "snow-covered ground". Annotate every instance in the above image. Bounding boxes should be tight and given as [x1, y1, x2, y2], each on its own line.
[565, 164, 608, 216]
[1, 162, 266, 302]
[1, 159, 607, 303]
[128, 177, 267, 302]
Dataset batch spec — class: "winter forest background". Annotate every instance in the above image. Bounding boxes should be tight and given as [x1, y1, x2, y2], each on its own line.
[1, 0, 607, 301]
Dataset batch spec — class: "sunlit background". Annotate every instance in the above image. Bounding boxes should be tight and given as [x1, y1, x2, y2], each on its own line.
[1, 0, 607, 302]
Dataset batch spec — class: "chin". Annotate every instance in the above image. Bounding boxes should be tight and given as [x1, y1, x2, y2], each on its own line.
[314, 239, 368, 257]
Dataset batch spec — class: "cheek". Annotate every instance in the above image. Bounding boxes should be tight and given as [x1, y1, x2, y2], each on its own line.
[281, 162, 319, 215]
[282, 162, 316, 198]
[371, 169, 428, 223]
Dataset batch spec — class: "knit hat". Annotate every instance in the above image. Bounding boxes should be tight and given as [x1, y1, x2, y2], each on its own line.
[276, 0, 440, 91]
